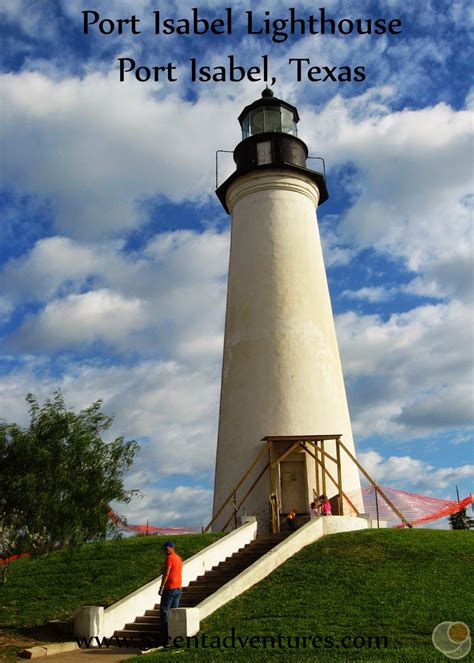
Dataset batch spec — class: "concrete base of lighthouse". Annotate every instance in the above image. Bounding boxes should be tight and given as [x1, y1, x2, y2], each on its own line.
[212, 170, 362, 532]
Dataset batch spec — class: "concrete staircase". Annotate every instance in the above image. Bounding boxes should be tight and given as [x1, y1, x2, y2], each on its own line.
[113, 532, 289, 642]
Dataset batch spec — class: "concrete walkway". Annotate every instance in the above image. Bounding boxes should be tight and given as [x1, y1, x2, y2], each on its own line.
[43, 647, 142, 661]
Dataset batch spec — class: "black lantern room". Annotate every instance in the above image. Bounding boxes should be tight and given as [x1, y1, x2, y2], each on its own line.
[239, 87, 299, 138]
[216, 89, 328, 213]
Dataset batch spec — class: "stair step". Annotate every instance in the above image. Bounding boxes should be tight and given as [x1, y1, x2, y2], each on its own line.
[232, 551, 266, 557]
[114, 629, 160, 638]
[190, 568, 247, 578]
[187, 579, 232, 586]
[125, 622, 160, 631]
[180, 599, 210, 606]
[135, 616, 160, 624]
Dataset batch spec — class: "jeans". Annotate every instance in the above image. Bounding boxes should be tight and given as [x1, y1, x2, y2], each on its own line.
[160, 588, 182, 646]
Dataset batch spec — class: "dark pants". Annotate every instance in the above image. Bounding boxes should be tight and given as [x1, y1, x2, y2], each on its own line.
[160, 588, 182, 646]
[286, 517, 297, 531]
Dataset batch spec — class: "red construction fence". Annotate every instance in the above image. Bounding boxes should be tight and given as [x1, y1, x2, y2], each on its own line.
[358, 486, 473, 528]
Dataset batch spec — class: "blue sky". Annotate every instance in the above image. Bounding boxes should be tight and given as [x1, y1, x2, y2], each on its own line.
[0, 0, 472, 528]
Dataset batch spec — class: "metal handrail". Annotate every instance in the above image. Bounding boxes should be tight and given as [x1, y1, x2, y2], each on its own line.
[307, 155, 326, 180]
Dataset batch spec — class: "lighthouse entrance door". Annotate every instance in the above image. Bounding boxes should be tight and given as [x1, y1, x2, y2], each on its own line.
[280, 460, 307, 513]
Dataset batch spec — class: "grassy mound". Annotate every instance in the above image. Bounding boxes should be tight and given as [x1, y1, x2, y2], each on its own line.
[132, 529, 473, 662]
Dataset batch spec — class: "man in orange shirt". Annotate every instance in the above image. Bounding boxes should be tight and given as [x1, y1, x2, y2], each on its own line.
[159, 541, 183, 647]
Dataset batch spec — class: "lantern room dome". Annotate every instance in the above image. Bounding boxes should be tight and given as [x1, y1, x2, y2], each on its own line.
[239, 89, 299, 139]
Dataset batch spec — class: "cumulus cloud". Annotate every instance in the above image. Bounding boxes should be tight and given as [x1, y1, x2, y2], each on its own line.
[0, 71, 241, 239]
[13, 289, 147, 351]
[341, 286, 398, 303]
[119, 485, 214, 528]
[0, 236, 109, 301]
[1, 229, 229, 359]
[359, 450, 474, 494]
[336, 301, 474, 437]
[305, 94, 474, 303]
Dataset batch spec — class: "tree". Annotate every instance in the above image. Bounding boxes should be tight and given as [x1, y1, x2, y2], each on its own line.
[0, 391, 139, 579]
[449, 507, 474, 530]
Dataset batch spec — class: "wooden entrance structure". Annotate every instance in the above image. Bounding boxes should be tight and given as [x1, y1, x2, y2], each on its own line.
[205, 434, 412, 533]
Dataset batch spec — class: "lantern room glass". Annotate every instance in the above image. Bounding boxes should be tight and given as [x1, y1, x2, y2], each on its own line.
[241, 106, 298, 139]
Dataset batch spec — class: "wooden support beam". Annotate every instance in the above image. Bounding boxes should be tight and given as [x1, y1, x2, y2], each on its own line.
[317, 448, 339, 465]
[321, 440, 327, 496]
[314, 441, 320, 497]
[300, 443, 360, 515]
[267, 436, 340, 464]
[336, 439, 343, 516]
[337, 438, 412, 528]
[268, 442, 279, 533]
[263, 434, 343, 442]
[270, 441, 301, 468]
[221, 461, 270, 531]
[204, 444, 269, 532]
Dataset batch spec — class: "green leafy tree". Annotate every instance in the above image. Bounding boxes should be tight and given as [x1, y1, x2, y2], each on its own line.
[449, 507, 474, 530]
[0, 391, 139, 580]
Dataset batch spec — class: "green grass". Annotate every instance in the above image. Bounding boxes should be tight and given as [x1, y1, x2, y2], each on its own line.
[130, 529, 474, 662]
[0, 533, 223, 632]
[2, 529, 473, 662]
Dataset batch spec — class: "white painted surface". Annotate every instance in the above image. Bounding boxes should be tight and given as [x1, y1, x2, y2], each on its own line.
[168, 608, 200, 642]
[213, 170, 363, 531]
[73, 519, 258, 639]
[73, 606, 104, 642]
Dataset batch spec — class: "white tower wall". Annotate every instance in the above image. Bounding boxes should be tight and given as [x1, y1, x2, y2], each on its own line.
[213, 170, 362, 531]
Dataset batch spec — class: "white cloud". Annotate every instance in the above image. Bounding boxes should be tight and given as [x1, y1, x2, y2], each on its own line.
[395, 386, 474, 429]
[341, 286, 397, 303]
[0, 236, 108, 302]
[0, 297, 14, 323]
[0, 71, 241, 239]
[337, 300, 474, 437]
[13, 289, 147, 351]
[1, 229, 229, 359]
[304, 95, 473, 303]
[359, 450, 474, 494]
[119, 485, 214, 528]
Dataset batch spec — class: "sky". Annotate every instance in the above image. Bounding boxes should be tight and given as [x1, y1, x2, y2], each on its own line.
[0, 0, 473, 529]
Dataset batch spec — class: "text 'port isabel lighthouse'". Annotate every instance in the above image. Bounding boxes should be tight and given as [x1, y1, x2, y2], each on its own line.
[212, 89, 362, 532]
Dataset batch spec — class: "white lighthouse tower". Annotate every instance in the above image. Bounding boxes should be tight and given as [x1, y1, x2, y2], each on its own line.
[212, 90, 362, 532]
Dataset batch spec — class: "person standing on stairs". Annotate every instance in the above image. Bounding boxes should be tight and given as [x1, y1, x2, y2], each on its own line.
[159, 541, 183, 647]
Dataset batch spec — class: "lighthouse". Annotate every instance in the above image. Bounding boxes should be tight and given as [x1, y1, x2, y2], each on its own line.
[212, 90, 362, 532]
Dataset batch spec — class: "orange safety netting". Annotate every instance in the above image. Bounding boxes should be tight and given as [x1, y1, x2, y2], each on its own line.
[108, 510, 200, 535]
[357, 486, 473, 528]
[0, 552, 30, 566]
